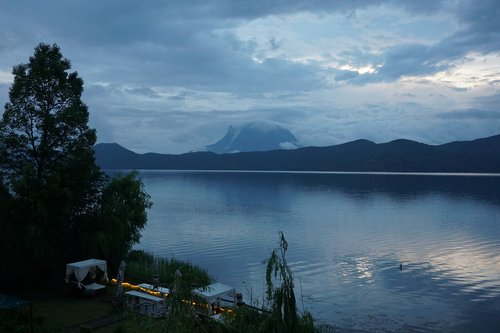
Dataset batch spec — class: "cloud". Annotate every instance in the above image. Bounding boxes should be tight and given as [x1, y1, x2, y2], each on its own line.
[377, 44, 447, 79]
[472, 92, 500, 110]
[0, 70, 13, 85]
[125, 87, 161, 98]
[205, 0, 448, 19]
[438, 109, 500, 120]
[334, 69, 360, 82]
[1, 0, 499, 153]
[450, 87, 469, 92]
[2, 1, 495, 90]
[325, 0, 500, 84]
[0, 1, 453, 88]
[432, 92, 500, 141]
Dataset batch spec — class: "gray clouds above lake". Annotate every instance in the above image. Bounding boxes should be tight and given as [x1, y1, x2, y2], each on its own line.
[0, 0, 499, 153]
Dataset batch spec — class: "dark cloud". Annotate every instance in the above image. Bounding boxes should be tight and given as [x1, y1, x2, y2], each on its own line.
[2, 0, 495, 89]
[377, 44, 447, 79]
[125, 87, 161, 98]
[1, 0, 498, 153]
[0, 0, 454, 90]
[454, 0, 500, 34]
[201, 0, 448, 19]
[267, 37, 282, 51]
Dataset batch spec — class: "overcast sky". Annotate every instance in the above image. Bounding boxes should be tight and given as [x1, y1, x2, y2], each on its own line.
[1, 0, 499, 153]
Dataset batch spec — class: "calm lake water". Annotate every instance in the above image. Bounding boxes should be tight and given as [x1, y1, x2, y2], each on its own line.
[129, 170, 500, 332]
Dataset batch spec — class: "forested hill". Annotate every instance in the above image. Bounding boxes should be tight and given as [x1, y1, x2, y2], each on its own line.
[94, 134, 500, 173]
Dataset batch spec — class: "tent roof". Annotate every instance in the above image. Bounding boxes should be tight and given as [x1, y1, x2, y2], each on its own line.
[138, 283, 170, 295]
[66, 259, 106, 269]
[192, 282, 235, 301]
[125, 291, 164, 302]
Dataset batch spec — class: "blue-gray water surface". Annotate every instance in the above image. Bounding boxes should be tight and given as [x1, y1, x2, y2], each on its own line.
[130, 171, 500, 332]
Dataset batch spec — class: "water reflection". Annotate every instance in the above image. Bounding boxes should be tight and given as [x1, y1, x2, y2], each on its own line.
[131, 171, 500, 332]
[427, 240, 500, 298]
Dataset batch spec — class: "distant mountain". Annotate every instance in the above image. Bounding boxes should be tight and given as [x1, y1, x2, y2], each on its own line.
[93, 143, 140, 169]
[206, 122, 298, 153]
[94, 134, 500, 173]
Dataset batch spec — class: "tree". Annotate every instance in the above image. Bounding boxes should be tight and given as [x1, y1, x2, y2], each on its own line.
[0, 43, 102, 284]
[225, 232, 316, 332]
[0, 43, 150, 288]
[82, 171, 152, 269]
[1, 43, 101, 197]
[264, 232, 315, 333]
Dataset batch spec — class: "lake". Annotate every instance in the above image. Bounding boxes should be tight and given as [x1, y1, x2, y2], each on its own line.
[130, 170, 500, 332]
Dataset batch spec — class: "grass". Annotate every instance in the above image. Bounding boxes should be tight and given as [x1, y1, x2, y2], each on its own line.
[12, 248, 321, 332]
[94, 315, 160, 333]
[95, 310, 228, 333]
[27, 251, 214, 333]
[34, 294, 115, 331]
[126, 250, 212, 297]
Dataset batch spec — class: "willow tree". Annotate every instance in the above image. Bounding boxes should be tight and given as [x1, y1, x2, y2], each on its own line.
[264, 232, 315, 333]
[0, 43, 150, 287]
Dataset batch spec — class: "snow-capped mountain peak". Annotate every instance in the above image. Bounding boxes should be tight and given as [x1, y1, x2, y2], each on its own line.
[207, 122, 299, 153]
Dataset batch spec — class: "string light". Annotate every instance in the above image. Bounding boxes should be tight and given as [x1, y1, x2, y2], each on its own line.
[111, 279, 232, 313]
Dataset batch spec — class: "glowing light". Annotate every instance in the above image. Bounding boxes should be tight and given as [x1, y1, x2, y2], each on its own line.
[111, 279, 238, 315]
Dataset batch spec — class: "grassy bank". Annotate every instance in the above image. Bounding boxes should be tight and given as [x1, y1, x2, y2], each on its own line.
[125, 250, 212, 294]
[36, 295, 115, 331]
[6, 250, 211, 333]
[14, 244, 322, 332]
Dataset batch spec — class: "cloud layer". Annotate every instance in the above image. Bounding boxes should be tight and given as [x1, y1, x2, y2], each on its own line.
[0, 0, 499, 153]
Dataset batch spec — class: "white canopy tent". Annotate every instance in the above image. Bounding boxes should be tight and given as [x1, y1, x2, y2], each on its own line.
[192, 282, 235, 305]
[65, 259, 108, 289]
[125, 290, 167, 318]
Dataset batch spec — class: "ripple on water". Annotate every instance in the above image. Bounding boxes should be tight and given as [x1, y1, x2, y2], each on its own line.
[135, 171, 500, 332]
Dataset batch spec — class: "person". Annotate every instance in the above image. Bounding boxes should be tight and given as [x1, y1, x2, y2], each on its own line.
[399, 263, 403, 271]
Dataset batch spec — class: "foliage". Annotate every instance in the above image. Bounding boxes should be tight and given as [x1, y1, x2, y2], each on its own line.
[102, 312, 226, 333]
[265, 231, 299, 331]
[112, 325, 128, 333]
[33, 242, 317, 333]
[82, 172, 152, 271]
[0, 42, 101, 285]
[125, 250, 211, 297]
[106, 251, 214, 333]
[0, 307, 45, 333]
[225, 306, 269, 333]
[0, 43, 150, 288]
[225, 232, 317, 333]
[35, 295, 113, 331]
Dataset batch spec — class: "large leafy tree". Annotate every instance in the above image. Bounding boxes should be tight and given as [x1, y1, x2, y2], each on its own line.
[1, 43, 101, 198]
[0, 43, 150, 288]
[83, 171, 151, 269]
